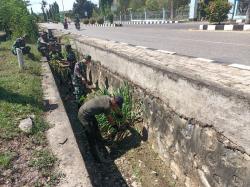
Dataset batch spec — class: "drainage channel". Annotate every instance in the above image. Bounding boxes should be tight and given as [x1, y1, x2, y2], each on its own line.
[51, 66, 180, 187]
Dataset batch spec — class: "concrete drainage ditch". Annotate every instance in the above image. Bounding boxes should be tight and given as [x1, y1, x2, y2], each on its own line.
[50, 61, 180, 187]
[43, 27, 250, 187]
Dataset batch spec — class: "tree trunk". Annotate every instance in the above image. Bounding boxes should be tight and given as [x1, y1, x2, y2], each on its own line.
[170, 0, 174, 20]
[246, 3, 250, 24]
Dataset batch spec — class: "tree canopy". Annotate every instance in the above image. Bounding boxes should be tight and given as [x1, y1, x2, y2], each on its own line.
[0, 0, 38, 41]
[73, 0, 97, 18]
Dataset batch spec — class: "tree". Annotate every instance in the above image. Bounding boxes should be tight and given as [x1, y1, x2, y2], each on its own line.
[205, 0, 231, 24]
[73, 0, 96, 18]
[128, 0, 145, 11]
[246, 1, 250, 24]
[145, 0, 160, 10]
[0, 0, 38, 41]
[41, 0, 48, 21]
[99, 0, 113, 15]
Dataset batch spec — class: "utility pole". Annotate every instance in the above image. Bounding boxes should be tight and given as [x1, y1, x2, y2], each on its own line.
[61, 0, 65, 20]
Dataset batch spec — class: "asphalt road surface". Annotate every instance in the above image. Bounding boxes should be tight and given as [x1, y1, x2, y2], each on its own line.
[43, 22, 250, 66]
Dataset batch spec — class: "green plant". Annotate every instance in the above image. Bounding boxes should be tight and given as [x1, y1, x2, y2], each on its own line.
[106, 13, 114, 24]
[205, 0, 231, 24]
[83, 19, 89, 24]
[0, 152, 14, 169]
[97, 17, 104, 24]
[89, 18, 96, 24]
[85, 83, 143, 141]
[29, 150, 56, 171]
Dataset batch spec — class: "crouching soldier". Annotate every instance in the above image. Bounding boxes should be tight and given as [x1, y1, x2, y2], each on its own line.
[37, 32, 49, 60]
[78, 95, 124, 162]
[73, 55, 91, 105]
[11, 34, 31, 55]
[49, 43, 63, 61]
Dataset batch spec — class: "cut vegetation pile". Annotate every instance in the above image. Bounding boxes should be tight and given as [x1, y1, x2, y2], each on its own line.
[0, 41, 60, 186]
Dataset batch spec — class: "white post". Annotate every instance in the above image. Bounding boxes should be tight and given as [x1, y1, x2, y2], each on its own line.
[144, 8, 147, 20]
[17, 48, 24, 70]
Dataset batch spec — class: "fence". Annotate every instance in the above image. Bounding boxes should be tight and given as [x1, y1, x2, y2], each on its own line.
[114, 7, 189, 22]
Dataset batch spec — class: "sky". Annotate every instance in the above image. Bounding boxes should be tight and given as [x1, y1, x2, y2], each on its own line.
[29, 0, 99, 13]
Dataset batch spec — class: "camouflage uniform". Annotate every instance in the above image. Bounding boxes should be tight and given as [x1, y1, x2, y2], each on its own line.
[78, 95, 113, 161]
[73, 60, 88, 103]
[66, 50, 77, 73]
[11, 37, 31, 55]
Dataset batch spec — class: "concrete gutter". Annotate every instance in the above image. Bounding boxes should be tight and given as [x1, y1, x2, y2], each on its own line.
[42, 62, 92, 187]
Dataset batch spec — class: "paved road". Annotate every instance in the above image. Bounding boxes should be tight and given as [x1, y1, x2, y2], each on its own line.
[43, 23, 250, 66]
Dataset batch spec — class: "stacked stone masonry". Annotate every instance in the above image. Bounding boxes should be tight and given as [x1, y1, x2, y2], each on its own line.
[51, 30, 250, 187]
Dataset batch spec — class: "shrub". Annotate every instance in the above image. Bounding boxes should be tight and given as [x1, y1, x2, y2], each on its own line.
[89, 18, 96, 24]
[106, 14, 114, 24]
[83, 83, 143, 142]
[97, 17, 104, 24]
[205, 0, 231, 24]
[83, 19, 89, 24]
[0, 0, 38, 41]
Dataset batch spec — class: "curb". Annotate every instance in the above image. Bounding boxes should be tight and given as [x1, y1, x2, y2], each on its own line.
[115, 20, 187, 25]
[199, 24, 250, 31]
[42, 62, 92, 187]
[83, 23, 122, 27]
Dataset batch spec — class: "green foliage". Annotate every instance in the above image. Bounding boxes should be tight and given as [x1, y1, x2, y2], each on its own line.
[89, 18, 96, 24]
[47, 2, 60, 22]
[73, 0, 97, 19]
[145, 0, 160, 11]
[29, 150, 56, 171]
[0, 152, 15, 169]
[205, 0, 231, 23]
[0, 0, 38, 41]
[107, 13, 114, 23]
[83, 19, 90, 24]
[129, 0, 146, 11]
[84, 83, 143, 141]
[97, 17, 104, 24]
[0, 41, 44, 140]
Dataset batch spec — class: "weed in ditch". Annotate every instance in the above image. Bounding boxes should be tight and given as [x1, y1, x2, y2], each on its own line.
[0, 152, 15, 169]
[83, 82, 143, 141]
[29, 150, 57, 171]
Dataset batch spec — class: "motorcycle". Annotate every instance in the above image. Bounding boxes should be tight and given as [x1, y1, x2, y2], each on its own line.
[75, 22, 80, 30]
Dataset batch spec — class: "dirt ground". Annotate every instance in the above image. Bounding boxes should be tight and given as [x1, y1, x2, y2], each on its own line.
[56, 75, 181, 187]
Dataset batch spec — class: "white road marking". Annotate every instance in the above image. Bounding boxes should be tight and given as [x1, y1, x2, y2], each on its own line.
[229, 64, 250, 70]
[196, 58, 215, 63]
[156, 49, 176, 55]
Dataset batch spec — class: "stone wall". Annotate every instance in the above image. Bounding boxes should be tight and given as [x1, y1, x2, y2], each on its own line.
[66, 33, 250, 187]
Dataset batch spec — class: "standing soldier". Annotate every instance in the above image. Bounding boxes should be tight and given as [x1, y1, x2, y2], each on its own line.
[73, 55, 92, 106]
[11, 34, 31, 55]
[65, 44, 77, 73]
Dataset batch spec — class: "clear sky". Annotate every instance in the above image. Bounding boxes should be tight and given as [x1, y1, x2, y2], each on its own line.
[29, 0, 99, 13]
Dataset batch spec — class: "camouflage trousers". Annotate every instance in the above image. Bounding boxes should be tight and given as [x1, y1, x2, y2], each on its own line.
[72, 77, 86, 103]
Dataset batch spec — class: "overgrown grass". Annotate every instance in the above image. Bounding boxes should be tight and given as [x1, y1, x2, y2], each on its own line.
[0, 41, 60, 184]
[0, 152, 15, 169]
[0, 41, 45, 139]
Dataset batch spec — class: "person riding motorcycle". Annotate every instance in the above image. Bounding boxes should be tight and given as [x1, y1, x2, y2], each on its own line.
[64, 18, 68, 29]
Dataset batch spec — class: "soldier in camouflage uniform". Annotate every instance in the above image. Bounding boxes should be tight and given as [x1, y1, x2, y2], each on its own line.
[65, 44, 77, 73]
[73, 55, 91, 105]
[49, 43, 63, 60]
[78, 95, 124, 162]
[11, 34, 31, 55]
